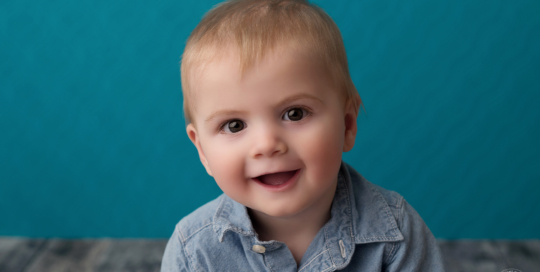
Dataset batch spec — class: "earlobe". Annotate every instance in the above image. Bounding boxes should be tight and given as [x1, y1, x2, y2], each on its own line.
[186, 123, 213, 176]
[343, 94, 361, 152]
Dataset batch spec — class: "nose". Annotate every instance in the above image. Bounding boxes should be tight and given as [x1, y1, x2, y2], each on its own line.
[250, 124, 288, 158]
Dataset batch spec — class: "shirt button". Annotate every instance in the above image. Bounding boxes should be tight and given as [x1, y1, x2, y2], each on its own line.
[252, 245, 266, 253]
[339, 240, 346, 258]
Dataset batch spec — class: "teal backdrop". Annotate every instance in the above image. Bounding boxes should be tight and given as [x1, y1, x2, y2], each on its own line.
[1, 0, 539, 238]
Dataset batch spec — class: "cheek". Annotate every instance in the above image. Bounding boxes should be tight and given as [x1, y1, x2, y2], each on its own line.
[202, 139, 247, 192]
[297, 118, 344, 180]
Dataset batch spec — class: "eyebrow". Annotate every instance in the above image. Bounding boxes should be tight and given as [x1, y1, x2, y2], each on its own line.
[204, 93, 323, 123]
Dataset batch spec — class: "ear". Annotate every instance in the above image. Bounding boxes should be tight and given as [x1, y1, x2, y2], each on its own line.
[186, 123, 213, 176]
[343, 93, 361, 152]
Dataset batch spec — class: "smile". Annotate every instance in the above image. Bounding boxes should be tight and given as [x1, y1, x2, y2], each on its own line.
[252, 169, 300, 191]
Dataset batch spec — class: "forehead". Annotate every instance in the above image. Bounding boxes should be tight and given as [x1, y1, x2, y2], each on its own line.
[188, 45, 341, 124]
[197, 45, 326, 89]
[189, 43, 332, 96]
[190, 41, 307, 80]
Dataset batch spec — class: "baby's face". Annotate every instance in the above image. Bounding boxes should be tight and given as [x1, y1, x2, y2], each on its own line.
[186, 47, 357, 218]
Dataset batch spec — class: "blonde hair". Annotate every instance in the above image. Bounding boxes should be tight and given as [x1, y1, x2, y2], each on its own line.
[181, 0, 361, 124]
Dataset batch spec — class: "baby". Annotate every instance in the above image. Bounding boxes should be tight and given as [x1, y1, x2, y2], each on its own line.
[162, 0, 444, 271]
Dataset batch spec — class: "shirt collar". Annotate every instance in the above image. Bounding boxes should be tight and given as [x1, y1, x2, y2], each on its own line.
[212, 161, 404, 250]
[212, 193, 256, 242]
[338, 161, 404, 244]
[313, 161, 404, 268]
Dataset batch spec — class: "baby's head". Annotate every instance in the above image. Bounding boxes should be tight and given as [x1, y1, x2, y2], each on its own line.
[182, 0, 361, 125]
[182, 0, 362, 218]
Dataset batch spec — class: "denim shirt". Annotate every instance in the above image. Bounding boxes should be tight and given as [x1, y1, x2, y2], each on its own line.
[161, 161, 445, 271]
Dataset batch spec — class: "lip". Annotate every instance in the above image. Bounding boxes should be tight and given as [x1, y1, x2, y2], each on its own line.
[252, 169, 300, 192]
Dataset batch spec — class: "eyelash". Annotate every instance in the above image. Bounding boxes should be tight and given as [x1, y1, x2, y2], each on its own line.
[218, 106, 312, 134]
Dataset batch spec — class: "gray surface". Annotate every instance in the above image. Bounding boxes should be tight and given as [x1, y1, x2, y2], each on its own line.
[0, 238, 165, 272]
[0, 238, 46, 272]
[439, 240, 540, 272]
[0, 238, 539, 272]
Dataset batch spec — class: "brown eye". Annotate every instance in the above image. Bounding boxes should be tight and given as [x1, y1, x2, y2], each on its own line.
[284, 108, 304, 121]
[226, 120, 244, 133]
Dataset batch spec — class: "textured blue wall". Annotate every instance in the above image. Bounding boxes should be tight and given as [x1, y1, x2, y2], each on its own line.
[1, 0, 539, 238]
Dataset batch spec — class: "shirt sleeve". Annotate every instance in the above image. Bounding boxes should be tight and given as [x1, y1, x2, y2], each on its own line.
[161, 227, 191, 272]
[384, 199, 446, 271]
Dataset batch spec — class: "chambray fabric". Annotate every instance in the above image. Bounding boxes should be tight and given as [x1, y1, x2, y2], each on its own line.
[161, 161, 444, 271]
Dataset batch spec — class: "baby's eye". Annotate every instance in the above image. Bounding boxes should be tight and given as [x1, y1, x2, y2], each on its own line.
[283, 108, 308, 122]
[222, 119, 245, 133]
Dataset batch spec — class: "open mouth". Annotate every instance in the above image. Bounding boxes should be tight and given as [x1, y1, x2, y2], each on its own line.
[255, 170, 298, 186]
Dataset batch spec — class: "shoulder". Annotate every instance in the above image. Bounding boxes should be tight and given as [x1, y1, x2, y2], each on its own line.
[369, 182, 404, 220]
[371, 182, 403, 208]
[174, 194, 225, 243]
[163, 195, 261, 271]
[161, 195, 227, 272]
[343, 163, 444, 270]
[345, 162, 430, 232]
[344, 162, 404, 215]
